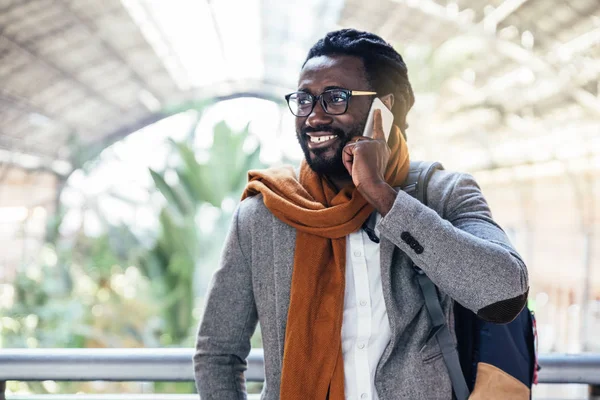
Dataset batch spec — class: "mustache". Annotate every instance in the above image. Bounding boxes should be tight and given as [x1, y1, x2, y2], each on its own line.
[301, 125, 346, 138]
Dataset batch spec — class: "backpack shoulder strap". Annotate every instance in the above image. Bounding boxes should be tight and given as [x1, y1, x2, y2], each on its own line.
[403, 161, 470, 400]
[401, 160, 444, 204]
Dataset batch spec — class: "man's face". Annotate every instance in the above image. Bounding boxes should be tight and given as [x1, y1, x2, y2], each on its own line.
[295, 55, 373, 177]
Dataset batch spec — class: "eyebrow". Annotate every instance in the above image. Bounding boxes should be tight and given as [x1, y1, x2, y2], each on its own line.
[297, 85, 347, 95]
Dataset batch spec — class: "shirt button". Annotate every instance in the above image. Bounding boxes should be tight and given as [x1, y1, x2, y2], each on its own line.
[360, 300, 367, 307]
[357, 342, 366, 349]
[353, 250, 362, 257]
[361, 394, 368, 399]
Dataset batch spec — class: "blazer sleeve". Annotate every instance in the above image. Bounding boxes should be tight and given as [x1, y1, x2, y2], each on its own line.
[377, 171, 529, 323]
[193, 201, 258, 399]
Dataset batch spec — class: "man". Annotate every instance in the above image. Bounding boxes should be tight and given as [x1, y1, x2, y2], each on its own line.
[194, 29, 528, 399]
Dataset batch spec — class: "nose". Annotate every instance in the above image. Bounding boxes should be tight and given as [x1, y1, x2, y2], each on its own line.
[306, 99, 333, 129]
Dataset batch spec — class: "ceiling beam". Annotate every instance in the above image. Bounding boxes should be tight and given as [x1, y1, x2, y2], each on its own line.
[205, 0, 228, 78]
[0, 0, 45, 15]
[391, 0, 531, 29]
[389, 0, 600, 117]
[481, 0, 532, 31]
[55, 0, 165, 107]
[130, 0, 193, 90]
[0, 29, 127, 113]
[447, 36, 600, 117]
[0, 145, 72, 177]
[82, 84, 285, 167]
[0, 91, 77, 133]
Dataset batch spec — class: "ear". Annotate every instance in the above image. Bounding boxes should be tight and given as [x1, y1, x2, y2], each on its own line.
[379, 93, 394, 111]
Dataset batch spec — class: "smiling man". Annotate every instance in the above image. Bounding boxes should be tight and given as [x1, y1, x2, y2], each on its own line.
[194, 29, 529, 400]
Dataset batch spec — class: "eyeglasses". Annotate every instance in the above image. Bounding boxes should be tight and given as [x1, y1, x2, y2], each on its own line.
[284, 88, 377, 117]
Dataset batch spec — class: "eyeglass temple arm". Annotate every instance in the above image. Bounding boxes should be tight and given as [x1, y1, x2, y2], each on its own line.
[350, 90, 378, 96]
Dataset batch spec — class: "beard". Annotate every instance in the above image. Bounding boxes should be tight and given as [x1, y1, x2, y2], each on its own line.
[297, 120, 366, 178]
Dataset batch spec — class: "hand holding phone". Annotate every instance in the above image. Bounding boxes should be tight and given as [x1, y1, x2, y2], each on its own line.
[343, 98, 393, 190]
[343, 100, 395, 214]
[362, 97, 394, 141]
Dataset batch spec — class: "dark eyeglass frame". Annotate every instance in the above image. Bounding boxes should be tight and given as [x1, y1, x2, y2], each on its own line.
[284, 88, 377, 117]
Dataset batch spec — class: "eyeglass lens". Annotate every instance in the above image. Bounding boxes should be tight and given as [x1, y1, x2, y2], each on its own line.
[287, 89, 349, 117]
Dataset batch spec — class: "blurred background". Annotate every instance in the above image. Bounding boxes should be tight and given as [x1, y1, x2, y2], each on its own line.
[0, 0, 598, 398]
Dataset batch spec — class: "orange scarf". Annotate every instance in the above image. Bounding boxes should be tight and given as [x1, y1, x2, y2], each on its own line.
[242, 126, 410, 399]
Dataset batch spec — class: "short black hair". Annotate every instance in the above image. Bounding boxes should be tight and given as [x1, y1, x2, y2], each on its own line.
[304, 29, 414, 135]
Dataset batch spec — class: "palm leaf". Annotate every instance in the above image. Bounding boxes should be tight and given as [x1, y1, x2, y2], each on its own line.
[170, 139, 221, 207]
[149, 169, 189, 217]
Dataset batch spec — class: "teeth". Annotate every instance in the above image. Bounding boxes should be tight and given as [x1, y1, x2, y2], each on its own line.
[310, 135, 337, 143]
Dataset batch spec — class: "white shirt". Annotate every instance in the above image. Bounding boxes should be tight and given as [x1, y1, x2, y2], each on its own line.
[342, 217, 391, 400]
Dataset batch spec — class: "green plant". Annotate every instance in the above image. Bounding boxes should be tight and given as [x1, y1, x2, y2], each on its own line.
[141, 119, 263, 345]
[2, 108, 265, 396]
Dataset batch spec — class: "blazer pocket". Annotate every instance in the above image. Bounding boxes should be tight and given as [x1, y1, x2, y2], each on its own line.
[420, 335, 443, 364]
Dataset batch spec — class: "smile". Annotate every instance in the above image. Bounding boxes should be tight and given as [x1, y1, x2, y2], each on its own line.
[309, 134, 337, 143]
[306, 133, 340, 150]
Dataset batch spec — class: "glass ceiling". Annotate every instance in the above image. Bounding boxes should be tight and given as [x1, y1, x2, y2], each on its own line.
[0, 0, 598, 180]
[120, 0, 345, 92]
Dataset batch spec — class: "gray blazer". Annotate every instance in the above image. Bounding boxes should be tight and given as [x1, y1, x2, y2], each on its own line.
[194, 170, 529, 399]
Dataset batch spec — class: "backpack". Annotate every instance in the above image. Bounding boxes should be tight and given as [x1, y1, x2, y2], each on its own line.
[401, 161, 539, 400]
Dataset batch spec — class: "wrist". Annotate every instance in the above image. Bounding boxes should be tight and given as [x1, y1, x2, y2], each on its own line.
[358, 181, 397, 216]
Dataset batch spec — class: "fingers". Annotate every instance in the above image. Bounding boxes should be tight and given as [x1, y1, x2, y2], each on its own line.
[342, 143, 354, 175]
[372, 109, 385, 140]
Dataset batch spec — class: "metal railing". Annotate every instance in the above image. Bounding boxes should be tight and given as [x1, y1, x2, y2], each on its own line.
[1, 349, 599, 399]
[0, 348, 264, 382]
